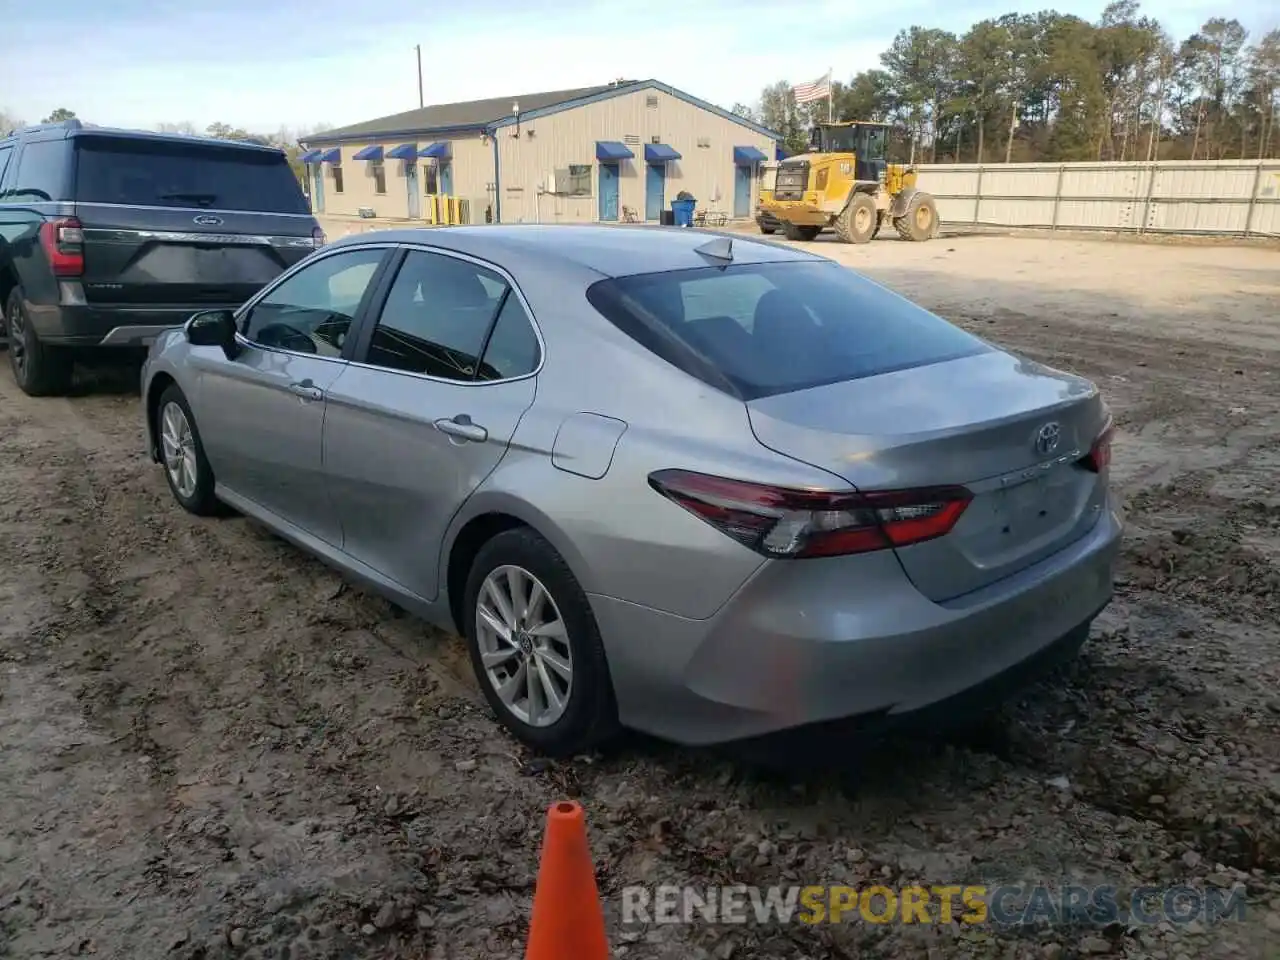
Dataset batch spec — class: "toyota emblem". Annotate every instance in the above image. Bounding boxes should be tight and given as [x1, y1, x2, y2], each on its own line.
[1034, 422, 1061, 456]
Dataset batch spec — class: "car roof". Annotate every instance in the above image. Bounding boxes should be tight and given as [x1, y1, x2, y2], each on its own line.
[325, 224, 829, 278]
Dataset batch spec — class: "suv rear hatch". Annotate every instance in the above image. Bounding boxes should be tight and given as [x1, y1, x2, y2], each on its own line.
[71, 132, 319, 308]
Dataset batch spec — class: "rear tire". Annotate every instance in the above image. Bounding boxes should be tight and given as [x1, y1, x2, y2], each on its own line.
[464, 527, 619, 757]
[893, 193, 939, 242]
[5, 287, 73, 397]
[783, 223, 822, 242]
[157, 384, 221, 517]
[834, 194, 878, 244]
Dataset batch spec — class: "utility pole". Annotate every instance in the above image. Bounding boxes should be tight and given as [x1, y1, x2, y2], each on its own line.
[415, 45, 424, 108]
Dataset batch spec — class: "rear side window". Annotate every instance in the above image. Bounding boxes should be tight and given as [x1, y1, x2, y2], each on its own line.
[585, 260, 990, 400]
[7, 140, 71, 202]
[0, 145, 13, 190]
[73, 136, 309, 214]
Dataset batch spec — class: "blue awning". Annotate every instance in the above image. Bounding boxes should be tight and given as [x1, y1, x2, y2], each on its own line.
[352, 145, 384, 161]
[733, 145, 768, 165]
[298, 149, 323, 164]
[596, 140, 634, 161]
[419, 141, 451, 160]
[644, 143, 681, 163]
[386, 143, 418, 161]
[320, 148, 341, 163]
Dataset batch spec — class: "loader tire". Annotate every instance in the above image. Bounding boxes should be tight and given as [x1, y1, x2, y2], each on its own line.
[893, 193, 938, 242]
[783, 223, 821, 242]
[834, 193, 878, 244]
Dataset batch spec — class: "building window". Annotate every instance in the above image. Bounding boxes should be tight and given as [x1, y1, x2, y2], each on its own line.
[424, 163, 439, 194]
[371, 160, 386, 194]
[331, 164, 344, 193]
[555, 164, 591, 197]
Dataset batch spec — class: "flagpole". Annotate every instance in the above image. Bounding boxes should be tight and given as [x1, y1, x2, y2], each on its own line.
[827, 68, 834, 123]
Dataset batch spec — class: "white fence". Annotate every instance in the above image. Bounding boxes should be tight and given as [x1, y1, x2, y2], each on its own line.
[914, 159, 1280, 238]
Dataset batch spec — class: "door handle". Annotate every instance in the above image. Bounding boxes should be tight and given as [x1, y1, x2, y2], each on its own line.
[288, 380, 324, 402]
[434, 414, 488, 443]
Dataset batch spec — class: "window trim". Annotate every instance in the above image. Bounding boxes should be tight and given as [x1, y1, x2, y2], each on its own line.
[346, 242, 546, 387]
[232, 242, 400, 363]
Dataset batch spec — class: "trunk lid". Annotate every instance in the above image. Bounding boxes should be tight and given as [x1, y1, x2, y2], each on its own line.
[71, 133, 318, 307]
[746, 350, 1110, 601]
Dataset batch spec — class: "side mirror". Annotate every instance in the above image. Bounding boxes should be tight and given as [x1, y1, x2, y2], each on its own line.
[185, 309, 240, 359]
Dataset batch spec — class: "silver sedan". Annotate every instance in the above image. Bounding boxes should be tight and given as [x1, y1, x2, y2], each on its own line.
[140, 225, 1122, 757]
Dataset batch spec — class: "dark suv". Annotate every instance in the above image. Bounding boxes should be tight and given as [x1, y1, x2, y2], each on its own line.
[0, 119, 323, 395]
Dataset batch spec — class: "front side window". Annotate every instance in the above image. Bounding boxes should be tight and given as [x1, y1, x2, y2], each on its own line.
[242, 247, 386, 355]
[586, 260, 990, 400]
[363, 250, 538, 382]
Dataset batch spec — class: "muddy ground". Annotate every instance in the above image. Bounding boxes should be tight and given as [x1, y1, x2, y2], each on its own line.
[1, 232, 1279, 960]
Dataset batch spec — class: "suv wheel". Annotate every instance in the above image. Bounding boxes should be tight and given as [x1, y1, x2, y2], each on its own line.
[5, 288, 73, 397]
[463, 528, 619, 757]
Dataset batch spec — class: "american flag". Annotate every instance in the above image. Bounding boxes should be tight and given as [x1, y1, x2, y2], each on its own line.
[791, 71, 832, 104]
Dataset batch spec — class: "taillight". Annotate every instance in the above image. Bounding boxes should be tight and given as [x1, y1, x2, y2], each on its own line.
[648, 469, 972, 559]
[39, 217, 85, 277]
[1081, 419, 1114, 473]
[312, 226, 326, 247]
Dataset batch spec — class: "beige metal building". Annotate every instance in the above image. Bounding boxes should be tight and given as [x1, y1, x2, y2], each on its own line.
[298, 79, 781, 225]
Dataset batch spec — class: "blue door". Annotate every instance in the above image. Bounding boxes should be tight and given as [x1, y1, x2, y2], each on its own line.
[406, 164, 421, 218]
[311, 165, 324, 213]
[439, 161, 454, 196]
[645, 163, 665, 221]
[598, 163, 620, 221]
[734, 164, 752, 217]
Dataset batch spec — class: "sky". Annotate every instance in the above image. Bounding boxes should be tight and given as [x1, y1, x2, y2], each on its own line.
[3, 0, 1275, 134]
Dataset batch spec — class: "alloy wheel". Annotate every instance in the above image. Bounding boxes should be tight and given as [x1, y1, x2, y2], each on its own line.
[475, 564, 573, 727]
[160, 401, 199, 499]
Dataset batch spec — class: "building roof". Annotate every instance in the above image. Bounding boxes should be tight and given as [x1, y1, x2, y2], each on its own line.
[303, 79, 783, 145]
[306, 84, 618, 143]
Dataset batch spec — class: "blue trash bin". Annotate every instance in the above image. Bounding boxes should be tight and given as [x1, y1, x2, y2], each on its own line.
[671, 198, 696, 227]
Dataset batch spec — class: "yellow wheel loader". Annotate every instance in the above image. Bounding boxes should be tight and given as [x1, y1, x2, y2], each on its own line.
[761, 122, 939, 244]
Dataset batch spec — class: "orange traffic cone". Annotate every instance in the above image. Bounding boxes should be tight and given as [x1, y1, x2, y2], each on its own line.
[525, 800, 609, 960]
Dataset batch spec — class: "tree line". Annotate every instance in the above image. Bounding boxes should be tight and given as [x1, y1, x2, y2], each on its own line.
[731, 1, 1280, 164]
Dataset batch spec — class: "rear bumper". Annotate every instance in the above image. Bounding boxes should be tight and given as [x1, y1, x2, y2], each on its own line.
[25, 300, 237, 347]
[590, 495, 1123, 747]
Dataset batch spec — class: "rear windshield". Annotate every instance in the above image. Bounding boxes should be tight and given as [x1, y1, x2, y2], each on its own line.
[73, 136, 309, 215]
[585, 260, 991, 400]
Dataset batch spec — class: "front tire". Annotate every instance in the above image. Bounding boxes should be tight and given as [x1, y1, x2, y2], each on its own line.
[834, 194, 878, 244]
[464, 527, 618, 757]
[157, 384, 220, 516]
[5, 287, 73, 397]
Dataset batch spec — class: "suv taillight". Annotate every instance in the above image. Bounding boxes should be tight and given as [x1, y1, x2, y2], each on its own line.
[312, 226, 326, 247]
[648, 469, 972, 559]
[39, 217, 85, 277]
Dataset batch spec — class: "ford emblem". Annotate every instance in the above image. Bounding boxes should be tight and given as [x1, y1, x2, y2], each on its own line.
[193, 215, 223, 226]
